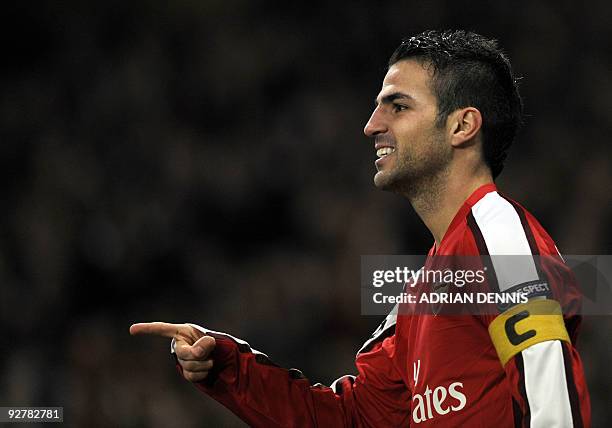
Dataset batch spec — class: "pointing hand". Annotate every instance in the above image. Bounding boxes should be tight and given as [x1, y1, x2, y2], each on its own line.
[130, 322, 216, 382]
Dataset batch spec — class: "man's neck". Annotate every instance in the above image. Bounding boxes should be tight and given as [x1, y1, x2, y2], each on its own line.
[406, 168, 494, 247]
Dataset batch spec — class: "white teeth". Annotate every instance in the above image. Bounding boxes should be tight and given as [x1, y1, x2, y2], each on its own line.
[376, 147, 395, 157]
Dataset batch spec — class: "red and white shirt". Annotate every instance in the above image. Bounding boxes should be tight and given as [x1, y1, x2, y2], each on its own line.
[177, 183, 591, 427]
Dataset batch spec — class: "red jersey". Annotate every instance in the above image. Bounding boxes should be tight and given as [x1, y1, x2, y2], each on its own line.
[176, 184, 591, 427]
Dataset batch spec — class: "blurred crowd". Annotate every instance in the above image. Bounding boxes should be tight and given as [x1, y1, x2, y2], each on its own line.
[1, 1, 610, 426]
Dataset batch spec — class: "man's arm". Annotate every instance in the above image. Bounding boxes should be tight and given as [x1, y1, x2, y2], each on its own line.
[130, 321, 410, 427]
[487, 300, 591, 428]
[465, 194, 592, 427]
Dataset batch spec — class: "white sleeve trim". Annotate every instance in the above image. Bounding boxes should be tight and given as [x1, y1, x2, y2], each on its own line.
[522, 340, 574, 427]
[471, 192, 540, 291]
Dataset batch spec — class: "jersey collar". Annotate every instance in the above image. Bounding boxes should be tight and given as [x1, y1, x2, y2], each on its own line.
[433, 183, 498, 254]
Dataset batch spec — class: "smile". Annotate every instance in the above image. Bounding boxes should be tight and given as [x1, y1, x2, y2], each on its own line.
[376, 147, 396, 158]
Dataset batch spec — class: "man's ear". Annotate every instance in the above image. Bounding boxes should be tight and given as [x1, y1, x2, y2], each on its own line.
[448, 107, 482, 148]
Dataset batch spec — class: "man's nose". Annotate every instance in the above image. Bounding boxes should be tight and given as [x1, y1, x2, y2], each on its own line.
[364, 108, 387, 137]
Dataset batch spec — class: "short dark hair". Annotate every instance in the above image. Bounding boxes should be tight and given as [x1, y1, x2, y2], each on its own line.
[389, 30, 523, 178]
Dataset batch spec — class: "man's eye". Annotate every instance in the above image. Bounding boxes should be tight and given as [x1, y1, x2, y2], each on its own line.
[392, 104, 408, 112]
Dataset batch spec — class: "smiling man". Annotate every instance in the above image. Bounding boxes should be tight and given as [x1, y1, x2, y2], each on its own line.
[131, 30, 591, 427]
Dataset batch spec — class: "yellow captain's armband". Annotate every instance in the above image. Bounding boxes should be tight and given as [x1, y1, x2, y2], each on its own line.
[488, 299, 570, 366]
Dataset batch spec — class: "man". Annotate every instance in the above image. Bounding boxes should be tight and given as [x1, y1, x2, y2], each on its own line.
[131, 30, 591, 427]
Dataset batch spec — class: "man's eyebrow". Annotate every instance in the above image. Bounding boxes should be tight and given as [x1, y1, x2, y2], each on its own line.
[374, 92, 414, 106]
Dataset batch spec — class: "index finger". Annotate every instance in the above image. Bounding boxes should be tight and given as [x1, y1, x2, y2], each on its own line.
[130, 322, 188, 339]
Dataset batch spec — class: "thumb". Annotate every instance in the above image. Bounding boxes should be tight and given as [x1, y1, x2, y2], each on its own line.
[192, 335, 216, 358]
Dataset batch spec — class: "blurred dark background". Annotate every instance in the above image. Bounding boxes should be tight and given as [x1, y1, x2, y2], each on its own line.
[1, 1, 610, 426]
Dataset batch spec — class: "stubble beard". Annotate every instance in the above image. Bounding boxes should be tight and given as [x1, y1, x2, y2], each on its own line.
[375, 132, 452, 212]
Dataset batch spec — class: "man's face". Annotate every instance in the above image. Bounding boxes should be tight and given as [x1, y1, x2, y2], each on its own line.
[364, 59, 451, 194]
